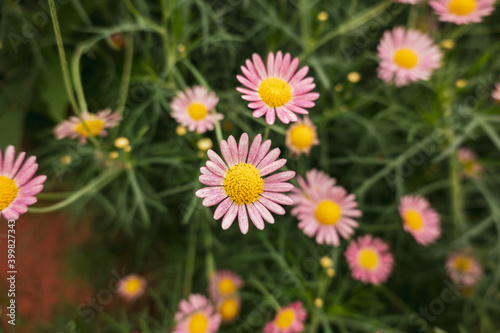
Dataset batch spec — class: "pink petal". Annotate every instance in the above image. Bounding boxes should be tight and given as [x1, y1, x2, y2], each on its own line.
[221, 203, 238, 230]
[238, 205, 249, 234]
[247, 203, 265, 230]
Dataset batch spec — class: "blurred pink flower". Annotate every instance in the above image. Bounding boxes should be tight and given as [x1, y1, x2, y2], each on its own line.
[377, 27, 442, 87]
[285, 116, 320, 158]
[173, 294, 221, 333]
[237, 51, 319, 125]
[430, 0, 495, 24]
[446, 251, 483, 286]
[492, 82, 500, 102]
[0, 146, 46, 220]
[394, 0, 424, 3]
[345, 235, 394, 285]
[170, 86, 223, 133]
[291, 169, 361, 246]
[208, 270, 243, 301]
[196, 133, 295, 234]
[399, 195, 441, 245]
[457, 148, 484, 179]
[264, 301, 307, 333]
[54, 109, 121, 144]
[117, 274, 146, 302]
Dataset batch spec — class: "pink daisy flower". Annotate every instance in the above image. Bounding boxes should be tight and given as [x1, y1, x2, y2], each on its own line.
[399, 195, 441, 246]
[217, 296, 241, 323]
[446, 251, 483, 287]
[492, 82, 500, 102]
[208, 270, 244, 301]
[430, 0, 495, 24]
[285, 116, 320, 158]
[264, 301, 307, 333]
[291, 169, 362, 246]
[117, 274, 147, 302]
[345, 235, 394, 285]
[195, 133, 295, 234]
[170, 86, 223, 133]
[236, 51, 319, 125]
[457, 148, 484, 179]
[377, 27, 442, 87]
[54, 109, 121, 144]
[173, 294, 221, 333]
[0, 146, 46, 220]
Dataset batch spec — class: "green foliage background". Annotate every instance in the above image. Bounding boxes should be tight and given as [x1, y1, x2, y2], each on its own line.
[1, 0, 500, 332]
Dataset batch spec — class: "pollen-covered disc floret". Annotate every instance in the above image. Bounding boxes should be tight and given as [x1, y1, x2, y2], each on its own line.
[217, 296, 241, 323]
[117, 274, 147, 302]
[0, 146, 46, 220]
[237, 51, 319, 125]
[345, 235, 395, 285]
[377, 27, 442, 87]
[173, 294, 221, 333]
[208, 270, 244, 301]
[170, 86, 223, 133]
[457, 147, 484, 179]
[446, 251, 483, 287]
[196, 133, 295, 234]
[263, 301, 307, 333]
[285, 116, 320, 157]
[290, 169, 361, 246]
[399, 195, 441, 246]
[54, 109, 122, 144]
[430, 0, 495, 24]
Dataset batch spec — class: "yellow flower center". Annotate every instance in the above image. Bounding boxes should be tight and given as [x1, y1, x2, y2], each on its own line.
[0, 176, 19, 211]
[454, 256, 471, 273]
[290, 125, 315, 149]
[124, 277, 142, 294]
[220, 298, 239, 321]
[404, 210, 424, 231]
[75, 117, 105, 137]
[315, 200, 342, 225]
[358, 249, 379, 270]
[223, 163, 264, 205]
[218, 278, 236, 295]
[258, 77, 293, 108]
[448, 0, 476, 16]
[188, 313, 209, 333]
[276, 309, 295, 329]
[187, 102, 209, 121]
[393, 48, 419, 69]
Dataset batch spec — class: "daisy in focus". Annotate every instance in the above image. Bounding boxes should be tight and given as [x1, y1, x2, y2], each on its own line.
[492, 82, 500, 102]
[170, 86, 222, 133]
[291, 169, 361, 246]
[263, 301, 307, 333]
[173, 294, 221, 333]
[345, 235, 394, 285]
[377, 27, 442, 87]
[446, 251, 483, 287]
[285, 116, 320, 158]
[217, 296, 241, 323]
[117, 274, 146, 302]
[0, 146, 46, 220]
[208, 270, 243, 301]
[237, 51, 319, 125]
[457, 148, 484, 179]
[54, 109, 121, 144]
[196, 133, 295, 234]
[430, 0, 495, 25]
[399, 195, 441, 245]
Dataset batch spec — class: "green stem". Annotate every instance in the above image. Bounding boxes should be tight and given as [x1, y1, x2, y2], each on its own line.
[116, 34, 134, 115]
[248, 278, 280, 311]
[71, 44, 88, 112]
[48, 0, 80, 115]
[29, 170, 118, 213]
[183, 219, 198, 296]
[203, 212, 216, 281]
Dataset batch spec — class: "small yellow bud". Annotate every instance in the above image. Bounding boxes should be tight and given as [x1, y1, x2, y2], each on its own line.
[314, 298, 323, 308]
[197, 151, 205, 159]
[334, 83, 343, 92]
[123, 145, 132, 152]
[320, 256, 333, 268]
[456, 79, 467, 88]
[177, 44, 186, 53]
[124, 162, 132, 170]
[109, 151, 119, 159]
[114, 137, 129, 149]
[60, 155, 72, 165]
[197, 138, 213, 152]
[326, 268, 336, 277]
[317, 11, 328, 22]
[440, 39, 455, 50]
[347, 71, 361, 83]
[176, 125, 187, 136]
